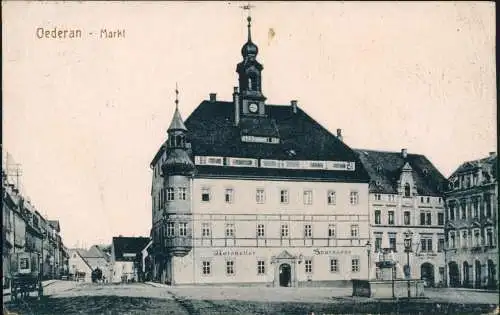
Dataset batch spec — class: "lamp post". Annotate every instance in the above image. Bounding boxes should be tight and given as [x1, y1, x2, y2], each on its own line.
[365, 241, 371, 280]
[404, 230, 413, 298]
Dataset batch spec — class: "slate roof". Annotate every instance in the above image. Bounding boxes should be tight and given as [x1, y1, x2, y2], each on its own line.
[449, 153, 497, 180]
[112, 237, 150, 261]
[152, 100, 370, 182]
[354, 149, 447, 196]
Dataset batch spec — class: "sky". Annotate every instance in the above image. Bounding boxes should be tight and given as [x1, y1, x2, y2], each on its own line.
[2, 1, 496, 248]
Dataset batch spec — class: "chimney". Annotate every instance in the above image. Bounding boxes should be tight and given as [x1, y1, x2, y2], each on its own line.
[336, 129, 343, 141]
[401, 148, 408, 159]
[209, 93, 217, 102]
[291, 100, 297, 113]
[233, 87, 240, 125]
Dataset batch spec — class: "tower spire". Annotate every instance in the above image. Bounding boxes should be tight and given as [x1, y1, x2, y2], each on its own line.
[241, 3, 254, 42]
[175, 82, 179, 109]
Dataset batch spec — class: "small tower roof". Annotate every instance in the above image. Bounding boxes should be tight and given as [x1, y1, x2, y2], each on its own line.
[168, 84, 187, 132]
[168, 107, 187, 132]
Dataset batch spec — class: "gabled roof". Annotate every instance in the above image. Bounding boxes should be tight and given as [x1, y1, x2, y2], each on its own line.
[112, 236, 150, 261]
[354, 149, 447, 196]
[153, 100, 370, 182]
[449, 153, 497, 180]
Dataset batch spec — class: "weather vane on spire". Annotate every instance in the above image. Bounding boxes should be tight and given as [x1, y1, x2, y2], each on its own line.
[175, 82, 179, 109]
[241, 2, 254, 19]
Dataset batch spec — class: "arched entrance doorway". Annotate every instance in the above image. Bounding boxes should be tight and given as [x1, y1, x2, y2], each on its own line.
[487, 260, 496, 289]
[279, 263, 291, 287]
[420, 263, 435, 287]
[463, 261, 470, 287]
[474, 260, 482, 289]
[448, 262, 460, 287]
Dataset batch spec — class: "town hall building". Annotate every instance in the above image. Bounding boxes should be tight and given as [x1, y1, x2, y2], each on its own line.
[149, 16, 372, 286]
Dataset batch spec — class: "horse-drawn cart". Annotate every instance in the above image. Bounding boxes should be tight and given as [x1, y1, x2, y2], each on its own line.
[10, 251, 43, 301]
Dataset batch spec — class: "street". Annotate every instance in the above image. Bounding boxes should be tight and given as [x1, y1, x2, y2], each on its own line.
[3, 281, 499, 315]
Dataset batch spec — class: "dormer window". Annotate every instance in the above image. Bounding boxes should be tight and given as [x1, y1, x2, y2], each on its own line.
[404, 183, 411, 197]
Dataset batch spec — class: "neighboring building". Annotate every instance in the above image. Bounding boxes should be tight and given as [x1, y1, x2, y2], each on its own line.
[86, 245, 112, 282]
[444, 152, 498, 289]
[68, 249, 93, 282]
[355, 148, 448, 287]
[111, 236, 150, 283]
[149, 16, 371, 286]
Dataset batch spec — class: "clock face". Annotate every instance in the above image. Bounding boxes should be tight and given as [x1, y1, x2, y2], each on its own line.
[249, 103, 259, 113]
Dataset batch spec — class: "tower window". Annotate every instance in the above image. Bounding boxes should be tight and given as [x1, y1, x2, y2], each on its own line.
[177, 187, 187, 200]
[179, 223, 187, 236]
[167, 187, 175, 201]
[404, 183, 411, 197]
[248, 77, 253, 90]
[166, 222, 175, 236]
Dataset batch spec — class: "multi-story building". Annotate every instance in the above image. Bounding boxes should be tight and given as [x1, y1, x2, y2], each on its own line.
[444, 152, 498, 289]
[149, 16, 371, 286]
[355, 148, 448, 287]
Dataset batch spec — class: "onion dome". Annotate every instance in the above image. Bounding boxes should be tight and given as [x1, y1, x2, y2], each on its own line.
[241, 16, 258, 57]
[162, 149, 195, 175]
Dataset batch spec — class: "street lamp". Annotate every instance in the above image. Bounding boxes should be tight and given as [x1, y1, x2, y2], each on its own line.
[365, 241, 371, 280]
[404, 230, 413, 298]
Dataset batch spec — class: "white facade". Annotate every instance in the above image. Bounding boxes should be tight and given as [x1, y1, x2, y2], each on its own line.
[68, 250, 92, 282]
[165, 178, 370, 285]
[369, 192, 446, 286]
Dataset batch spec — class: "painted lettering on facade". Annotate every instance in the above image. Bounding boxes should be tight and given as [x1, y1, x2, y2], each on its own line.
[213, 249, 256, 256]
[313, 249, 351, 255]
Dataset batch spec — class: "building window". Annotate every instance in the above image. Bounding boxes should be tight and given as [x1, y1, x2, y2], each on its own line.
[485, 195, 492, 218]
[449, 231, 456, 249]
[426, 213, 431, 225]
[388, 195, 395, 202]
[486, 228, 494, 247]
[201, 222, 211, 237]
[426, 197, 430, 203]
[305, 259, 312, 273]
[179, 223, 187, 236]
[421, 237, 433, 252]
[473, 229, 481, 247]
[281, 224, 289, 238]
[176, 187, 186, 200]
[404, 211, 411, 225]
[303, 190, 313, 205]
[420, 212, 431, 225]
[304, 224, 312, 238]
[449, 203, 455, 221]
[389, 233, 397, 252]
[225, 188, 234, 203]
[461, 200, 467, 219]
[388, 211, 395, 225]
[330, 258, 339, 272]
[351, 258, 360, 272]
[166, 222, 175, 236]
[374, 233, 382, 253]
[201, 188, 211, 202]
[226, 260, 235, 275]
[374, 210, 381, 225]
[167, 187, 175, 201]
[375, 194, 381, 201]
[257, 260, 265, 275]
[350, 225, 359, 238]
[202, 261, 211, 275]
[328, 224, 336, 238]
[280, 189, 289, 204]
[438, 213, 444, 225]
[473, 198, 479, 218]
[256, 189, 265, 204]
[327, 190, 336, 205]
[257, 224, 265, 238]
[438, 238, 445, 252]
[404, 183, 411, 197]
[225, 223, 235, 238]
[350, 191, 359, 205]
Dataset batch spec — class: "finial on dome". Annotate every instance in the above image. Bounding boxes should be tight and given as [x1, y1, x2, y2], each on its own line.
[175, 82, 179, 109]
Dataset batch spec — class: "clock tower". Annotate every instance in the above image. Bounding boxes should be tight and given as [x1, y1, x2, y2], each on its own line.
[235, 15, 266, 118]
